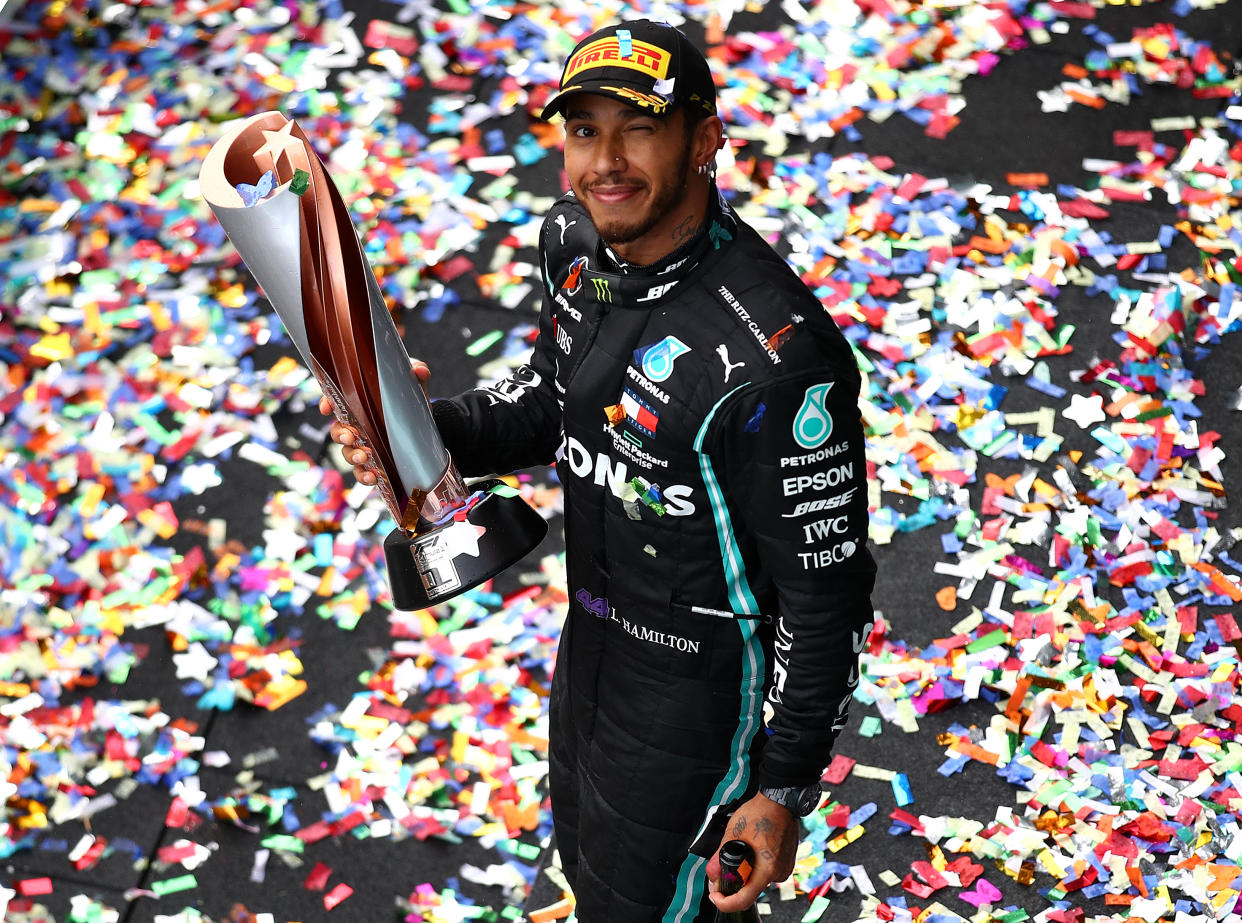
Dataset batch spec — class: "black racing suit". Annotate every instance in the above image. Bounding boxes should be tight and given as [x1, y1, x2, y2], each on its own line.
[432, 188, 876, 922]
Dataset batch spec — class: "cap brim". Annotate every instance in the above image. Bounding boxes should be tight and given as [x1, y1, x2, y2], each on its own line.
[539, 81, 674, 121]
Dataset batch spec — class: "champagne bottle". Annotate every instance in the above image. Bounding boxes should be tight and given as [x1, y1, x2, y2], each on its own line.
[713, 839, 762, 923]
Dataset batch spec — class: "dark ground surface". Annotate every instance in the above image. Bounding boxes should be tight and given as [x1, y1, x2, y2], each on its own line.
[2, 0, 1242, 921]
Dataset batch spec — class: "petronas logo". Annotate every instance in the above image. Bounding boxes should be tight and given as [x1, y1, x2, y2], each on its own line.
[637, 336, 690, 383]
[793, 383, 834, 449]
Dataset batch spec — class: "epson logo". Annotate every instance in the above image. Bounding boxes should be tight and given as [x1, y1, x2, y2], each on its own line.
[563, 436, 695, 516]
[781, 462, 855, 497]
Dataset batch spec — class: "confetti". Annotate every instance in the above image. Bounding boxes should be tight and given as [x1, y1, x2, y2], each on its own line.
[2, 0, 1240, 919]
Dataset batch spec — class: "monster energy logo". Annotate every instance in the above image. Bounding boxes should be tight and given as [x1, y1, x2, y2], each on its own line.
[592, 277, 612, 302]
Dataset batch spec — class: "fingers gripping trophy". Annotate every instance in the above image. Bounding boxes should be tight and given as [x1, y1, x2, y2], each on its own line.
[199, 112, 546, 609]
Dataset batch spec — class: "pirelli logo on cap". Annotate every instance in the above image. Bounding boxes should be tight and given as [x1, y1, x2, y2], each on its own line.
[563, 37, 670, 83]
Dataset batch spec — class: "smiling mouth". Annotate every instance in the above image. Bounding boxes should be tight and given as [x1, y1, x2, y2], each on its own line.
[588, 185, 642, 204]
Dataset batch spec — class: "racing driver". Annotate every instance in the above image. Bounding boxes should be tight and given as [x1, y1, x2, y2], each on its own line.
[325, 18, 876, 923]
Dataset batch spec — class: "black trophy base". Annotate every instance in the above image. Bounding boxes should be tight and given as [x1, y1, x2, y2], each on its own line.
[383, 479, 548, 610]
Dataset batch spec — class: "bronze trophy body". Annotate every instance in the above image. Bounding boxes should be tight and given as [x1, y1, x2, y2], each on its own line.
[200, 112, 545, 609]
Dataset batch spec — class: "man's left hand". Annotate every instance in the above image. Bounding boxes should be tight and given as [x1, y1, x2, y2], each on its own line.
[704, 793, 798, 913]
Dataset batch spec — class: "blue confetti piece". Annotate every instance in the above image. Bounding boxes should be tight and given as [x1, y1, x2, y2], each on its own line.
[891, 772, 913, 806]
[314, 532, 334, 567]
[236, 169, 276, 207]
[617, 29, 632, 59]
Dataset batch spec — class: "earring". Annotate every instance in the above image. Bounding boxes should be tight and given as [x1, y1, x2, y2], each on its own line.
[696, 163, 708, 175]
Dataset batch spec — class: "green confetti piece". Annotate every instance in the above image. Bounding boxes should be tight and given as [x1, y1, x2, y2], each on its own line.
[16, 573, 54, 592]
[260, 834, 305, 852]
[1034, 779, 1071, 808]
[965, 629, 1007, 653]
[982, 431, 1017, 457]
[1135, 405, 1173, 422]
[290, 168, 309, 195]
[465, 329, 504, 357]
[488, 482, 520, 498]
[151, 873, 198, 896]
[858, 715, 883, 737]
[801, 895, 832, 921]
[498, 839, 542, 861]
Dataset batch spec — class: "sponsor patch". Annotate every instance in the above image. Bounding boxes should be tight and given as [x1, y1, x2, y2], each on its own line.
[563, 435, 694, 516]
[635, 335, 690, 383]
[782, 486, 857, 519]
[798, 540, 858, 570]
[563, 36, 671, 82]
[781, 462, 855, 497]
[620, 387, 660, 437]
[793, 382, 834, 449]
[716, 344, 745, 383]
[717, 284, 781, 364]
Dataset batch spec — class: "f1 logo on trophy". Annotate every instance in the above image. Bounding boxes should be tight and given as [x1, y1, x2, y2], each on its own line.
[199, 112, 546, 610]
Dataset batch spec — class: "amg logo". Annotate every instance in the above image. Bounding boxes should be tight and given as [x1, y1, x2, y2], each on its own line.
[554, 291, 582, 321]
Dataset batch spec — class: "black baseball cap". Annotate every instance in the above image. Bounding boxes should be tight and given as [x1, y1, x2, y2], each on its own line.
[540, 20, 717, 121]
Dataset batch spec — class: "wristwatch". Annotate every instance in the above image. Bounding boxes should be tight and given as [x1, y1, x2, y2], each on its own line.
[760, 783, 821, 817]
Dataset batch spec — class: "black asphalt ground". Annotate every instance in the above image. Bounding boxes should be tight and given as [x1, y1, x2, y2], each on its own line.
[2, 0, 1241, 921]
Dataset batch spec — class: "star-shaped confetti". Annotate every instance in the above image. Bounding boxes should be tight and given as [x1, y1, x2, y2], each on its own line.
[1061, 392, 1106, 429]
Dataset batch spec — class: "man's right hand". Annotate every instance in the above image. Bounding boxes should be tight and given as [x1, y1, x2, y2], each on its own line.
[318, 359, 431, 486]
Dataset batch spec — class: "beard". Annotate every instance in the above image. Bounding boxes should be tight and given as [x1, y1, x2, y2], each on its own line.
[578, 145, 691, 248]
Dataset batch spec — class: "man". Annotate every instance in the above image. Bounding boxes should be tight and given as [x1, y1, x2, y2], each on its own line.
[325, 20, 875, 922]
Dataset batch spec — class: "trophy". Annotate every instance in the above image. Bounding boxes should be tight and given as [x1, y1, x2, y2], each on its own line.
[199, 112, 546, 610]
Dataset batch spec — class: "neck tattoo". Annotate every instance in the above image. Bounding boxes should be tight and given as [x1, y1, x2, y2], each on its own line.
[671, 213, 698, 245]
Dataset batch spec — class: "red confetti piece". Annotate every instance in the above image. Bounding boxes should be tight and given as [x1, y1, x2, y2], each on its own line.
[304, 860, 333, 891]
[323, 882, 354, 910]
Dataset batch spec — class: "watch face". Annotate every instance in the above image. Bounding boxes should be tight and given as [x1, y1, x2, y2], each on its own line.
[764, 785, 819, 815]
[796, 786, 820, 815]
